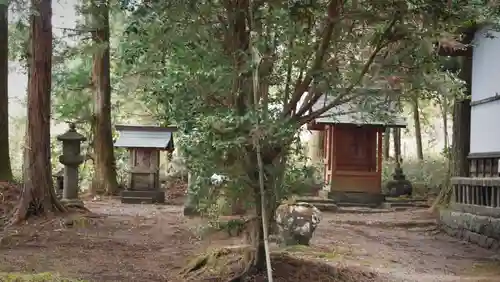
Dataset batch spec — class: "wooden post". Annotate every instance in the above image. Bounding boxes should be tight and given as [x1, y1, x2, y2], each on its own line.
[451, 184, 458, 203]
[331, 126, 336, 173]
[377, 129, 383, 188]
[127, 148, 134, 190]
[461, 185, 465, 203]
[465, 184, 469, 204]
[497, 186, 500, 207]
[323, 126, 330, 184]
[474, 185, 479, 205]
[485, 159, 492, 177]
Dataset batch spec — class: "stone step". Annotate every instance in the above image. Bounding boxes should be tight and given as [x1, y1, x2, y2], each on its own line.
[309, 203, 339, 212]
[295, 198, 336, 205]
[384, 197, 426, 203]
[296, 198, 381, 209]
[382, 201, 429, 208]
[121, 196, 156, 204]
[335, 202, 381, 208]
[120, 190, 165, 204]
[120, 190, 164, 197]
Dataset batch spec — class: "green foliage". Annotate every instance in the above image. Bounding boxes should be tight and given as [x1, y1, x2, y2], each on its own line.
[52, 57, 93, 123]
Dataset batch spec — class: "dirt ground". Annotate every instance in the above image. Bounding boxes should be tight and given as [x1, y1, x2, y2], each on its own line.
[0, 198, 499, 282]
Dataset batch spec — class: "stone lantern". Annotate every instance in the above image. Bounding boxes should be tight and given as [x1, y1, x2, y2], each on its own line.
[57, 123, 86, 206]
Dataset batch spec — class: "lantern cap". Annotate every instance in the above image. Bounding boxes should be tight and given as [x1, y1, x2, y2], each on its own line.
[57, 123, 87, 142]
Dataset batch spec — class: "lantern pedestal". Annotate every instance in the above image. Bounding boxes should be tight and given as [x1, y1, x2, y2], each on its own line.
[56, 123, 86, 207]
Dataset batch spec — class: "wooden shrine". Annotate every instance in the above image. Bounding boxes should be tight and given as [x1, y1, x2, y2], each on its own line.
[114, 125, 177, 204]
[309, 90, 406, 205]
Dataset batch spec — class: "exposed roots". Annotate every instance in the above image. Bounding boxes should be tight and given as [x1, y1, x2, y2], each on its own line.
[64, 202, 90, 213]
[180, 249, 382, 282]
[180, 245, 256, 282]
[181, 216, 261, 282]
[7, 183, 69, 226]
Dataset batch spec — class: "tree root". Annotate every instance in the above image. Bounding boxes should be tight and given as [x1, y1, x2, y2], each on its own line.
[64, 202, 90, 213]
[7, 183, 69, 226]
[181, 216, 262, 282]
[180, 245, 256, 282]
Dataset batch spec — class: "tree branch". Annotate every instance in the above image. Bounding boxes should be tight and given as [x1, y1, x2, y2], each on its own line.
[282, 0, 342, 117]
[298, 13, 399, 125]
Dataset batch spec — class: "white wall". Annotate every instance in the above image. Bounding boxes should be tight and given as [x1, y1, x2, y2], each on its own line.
[470, 99, 500, 153]
[470, 28, 500, 153]
[472, 28, 500, 101]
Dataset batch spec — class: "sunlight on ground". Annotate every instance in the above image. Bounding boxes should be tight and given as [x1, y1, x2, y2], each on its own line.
[0, 272, 85, 282]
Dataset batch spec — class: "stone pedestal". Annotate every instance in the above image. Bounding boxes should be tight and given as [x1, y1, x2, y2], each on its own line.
[57, 123, 86, 207]
[60, 165, 84, 207]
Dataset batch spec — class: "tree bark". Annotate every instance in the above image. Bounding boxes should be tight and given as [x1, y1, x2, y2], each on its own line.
[0, 1, 12, 181]
[452, 55, 472, 176]
[243, 146, 283, 275]
[11, 0, 66, 223]
[412, 97, 424, 160]
[90, 0, 118, 195]
[383, 128, 390, 159]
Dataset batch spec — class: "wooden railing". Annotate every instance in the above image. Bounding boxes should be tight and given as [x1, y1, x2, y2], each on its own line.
[452, 177, 500, 207]
[469, 155, 500, 177]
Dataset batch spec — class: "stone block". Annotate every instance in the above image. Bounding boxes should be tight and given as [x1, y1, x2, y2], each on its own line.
[121, 190, 165, 204]
[328, 191, 385, 206]
[439, 209, 500, 240]
[439, 209, 500, 250]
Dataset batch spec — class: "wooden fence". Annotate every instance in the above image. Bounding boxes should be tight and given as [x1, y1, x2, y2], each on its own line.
[451, 177, 500, 208]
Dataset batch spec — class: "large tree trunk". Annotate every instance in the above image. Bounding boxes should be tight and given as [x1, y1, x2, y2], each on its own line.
[248, 147, 284, 274]
[412, 97, 424, 160]
[452, 56, 472, 176]
[11, 0, 66, 223]
[0, 2, 12, 181]
[90, 0, 118, 195]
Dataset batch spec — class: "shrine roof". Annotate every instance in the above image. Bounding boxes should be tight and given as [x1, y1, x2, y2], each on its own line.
[114, 125, 176, 149]
[310, 89, 407, 127]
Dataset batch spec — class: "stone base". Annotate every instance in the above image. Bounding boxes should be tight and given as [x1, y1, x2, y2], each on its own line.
[327, 191, 384, 207]
[385, 179, 413, 197]
[439, 208, 500, 250]
[120, 190, 165, 204]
